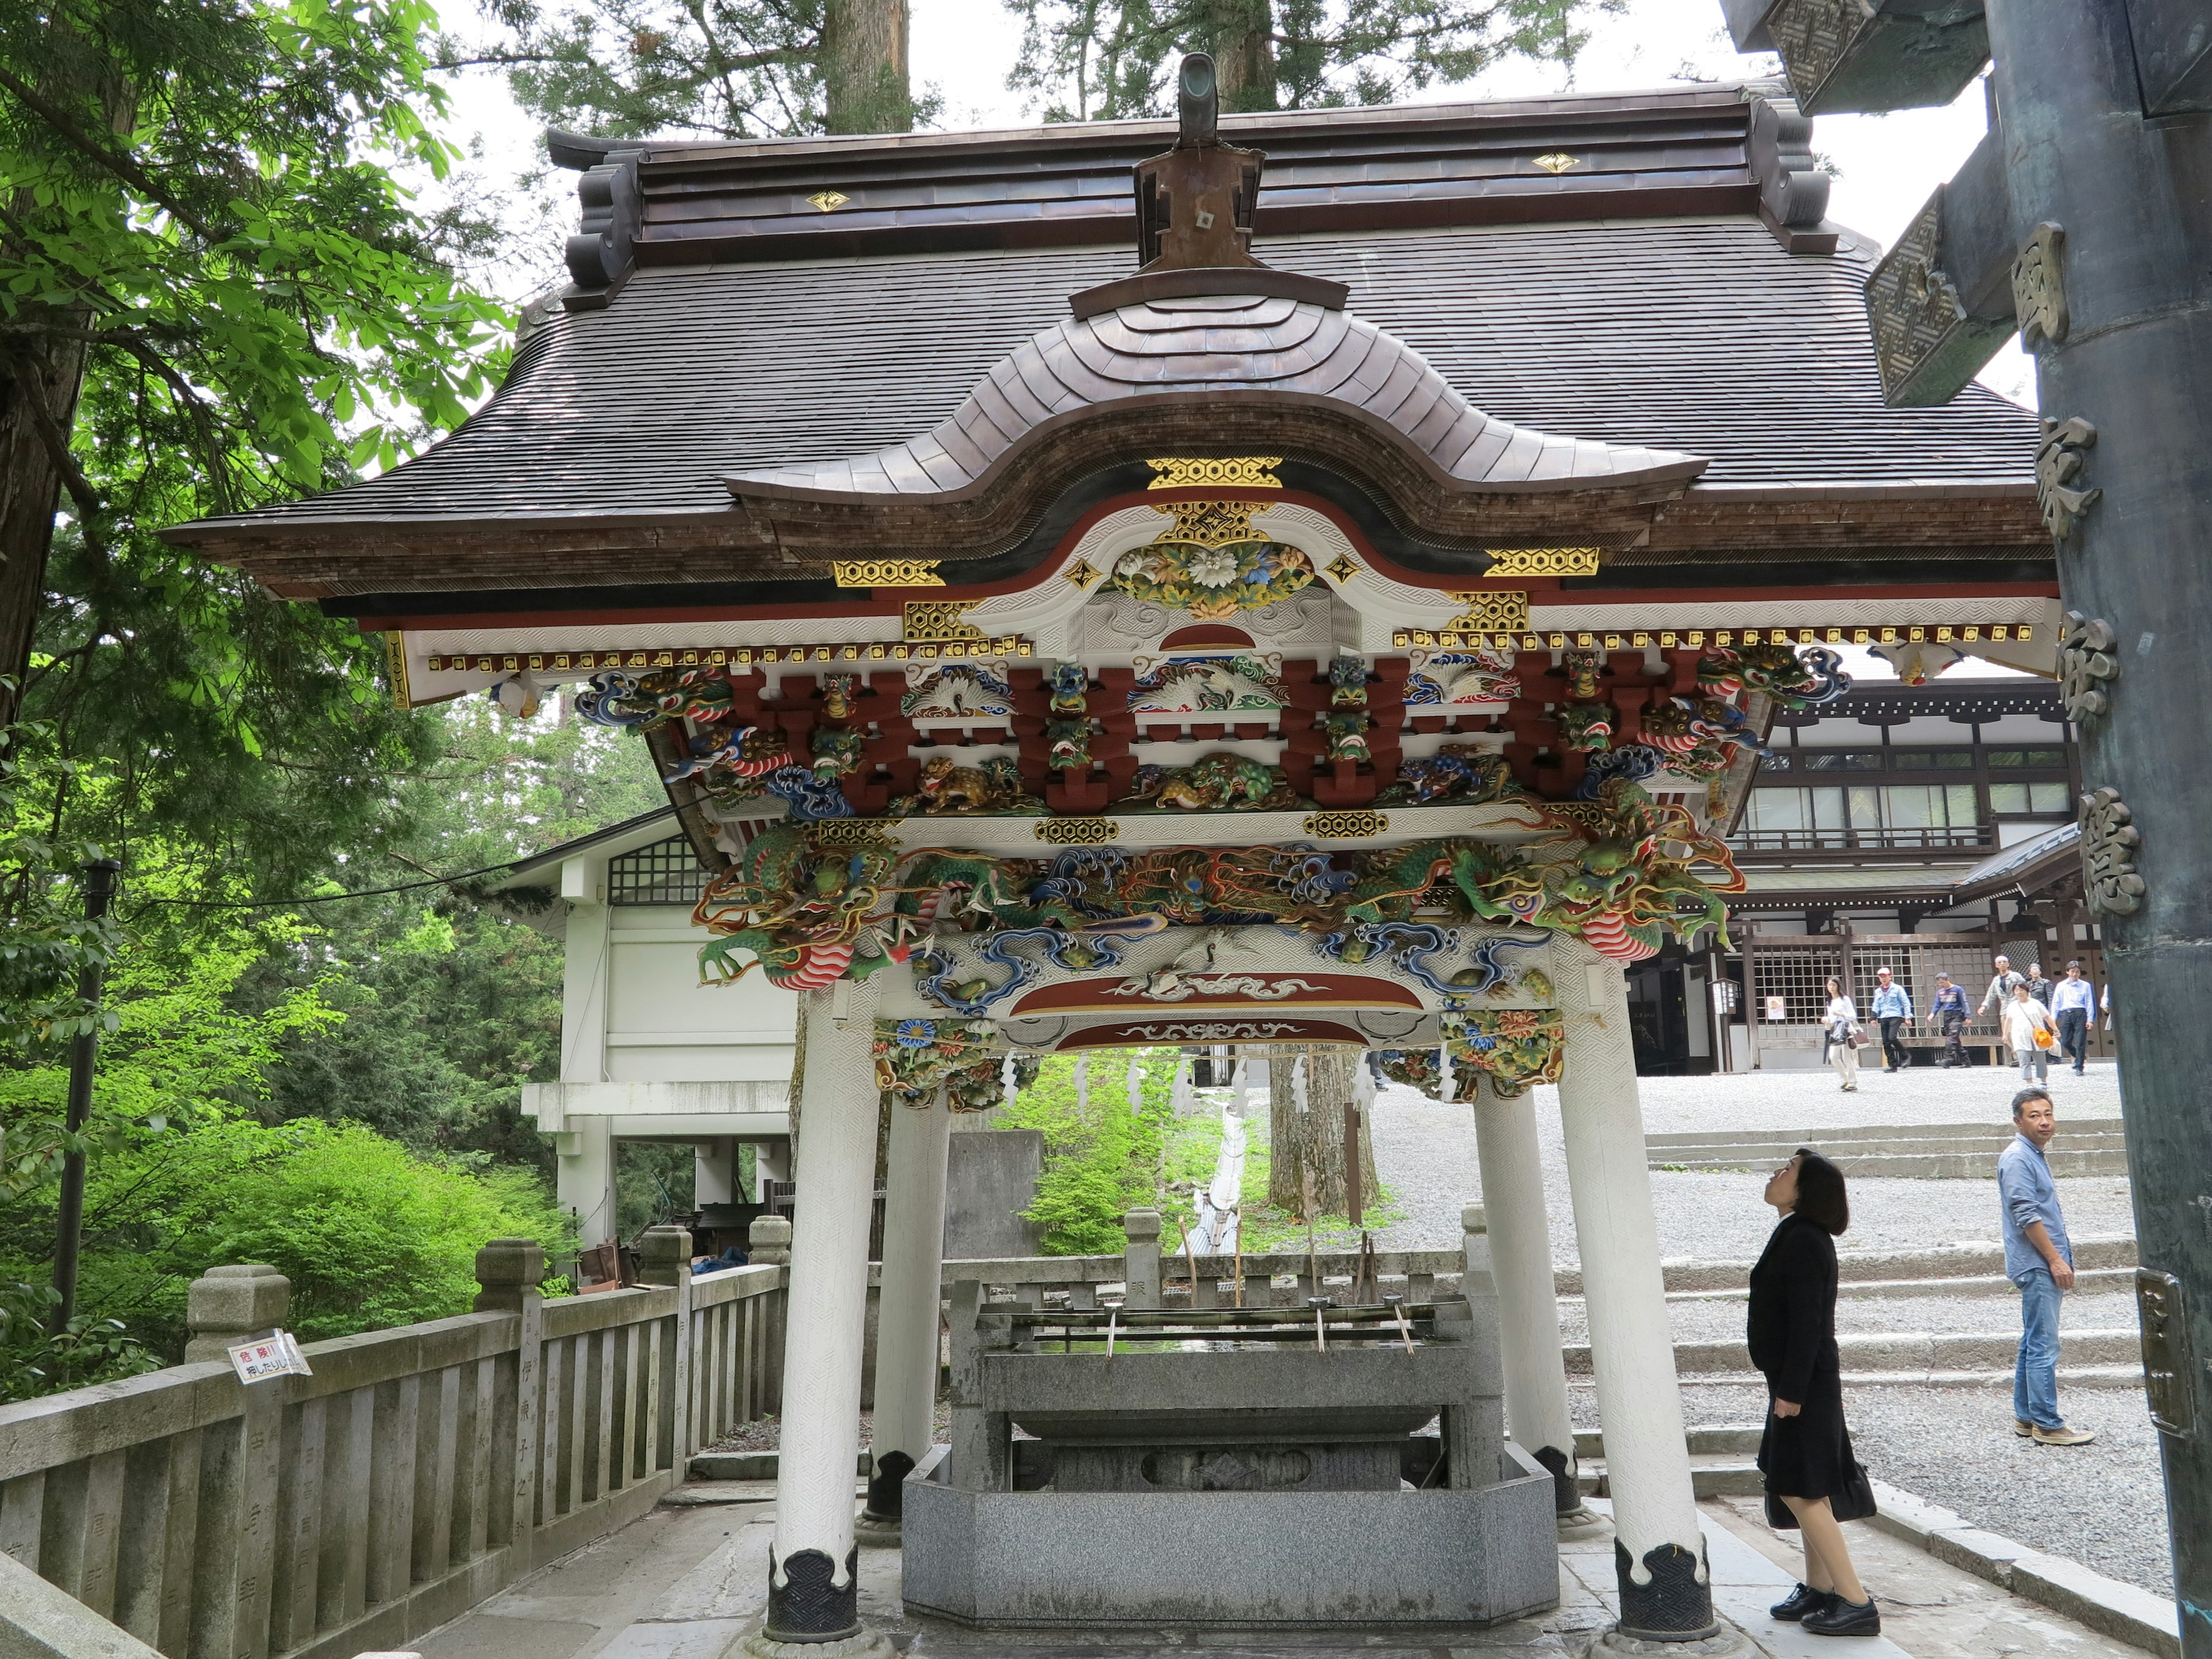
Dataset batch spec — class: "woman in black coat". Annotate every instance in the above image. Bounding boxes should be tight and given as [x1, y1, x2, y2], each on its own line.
[1749, 1148, 1878, 1636]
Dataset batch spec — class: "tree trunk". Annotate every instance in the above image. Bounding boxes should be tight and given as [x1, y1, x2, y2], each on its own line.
[0, 331, 88, 730]
[1207, 0, 1275, 113]
[822, 0, 913, 134]
[0, 36, 138, 733]
[1267, 1045, 1374, 1216]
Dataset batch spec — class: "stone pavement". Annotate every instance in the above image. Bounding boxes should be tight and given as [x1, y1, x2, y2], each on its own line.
[406, 1484, 2162, 1659]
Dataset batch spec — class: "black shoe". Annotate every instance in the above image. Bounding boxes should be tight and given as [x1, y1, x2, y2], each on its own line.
[1803, 1596, 1881, 1636]
[1771, 1583, 1837, 1622]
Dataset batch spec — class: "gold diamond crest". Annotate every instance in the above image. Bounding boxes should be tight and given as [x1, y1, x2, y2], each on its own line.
[1532, 153, 1581, 175]
[807, 190, 850, 213]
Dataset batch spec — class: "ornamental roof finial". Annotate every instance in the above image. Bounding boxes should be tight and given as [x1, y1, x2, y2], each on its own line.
[1134, 52, 1266, 270]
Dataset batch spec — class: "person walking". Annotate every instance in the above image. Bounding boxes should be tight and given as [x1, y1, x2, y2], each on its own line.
[1979, 955, 2024, 1018]
[1821, 978, 1860, 1092]
[1870, 967, 1912, 1073]
[2002, 981, 2057, 1084]
[1753, 1148, 1880, 1635]
[1931, 974, 1969, 1068]
[1999, 1089, 2095, 1445]
[2050, 963, 2094, 1077]
[2025, 961, 2053, 1008]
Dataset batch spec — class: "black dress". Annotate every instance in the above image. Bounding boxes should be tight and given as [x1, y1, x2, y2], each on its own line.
[1748, 1210, 1854, 1500]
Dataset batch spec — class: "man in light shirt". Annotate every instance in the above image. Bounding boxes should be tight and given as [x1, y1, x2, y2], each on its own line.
[1979, 954, 2024, 1017]
[1998, 1088, 2094, 1445]
[2050, 962, 2095, 1077]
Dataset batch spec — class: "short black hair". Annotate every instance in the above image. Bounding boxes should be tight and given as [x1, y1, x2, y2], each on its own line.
[1792, 1147, 1850, 1236]
[2012, 1086, 2053, 1119]
[2066, 960, 2081, 971]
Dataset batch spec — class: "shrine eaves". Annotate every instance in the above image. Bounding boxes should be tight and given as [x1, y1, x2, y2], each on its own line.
[166, 69, 2055, 986]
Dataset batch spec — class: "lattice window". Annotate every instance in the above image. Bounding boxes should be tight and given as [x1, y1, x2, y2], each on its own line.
[1750, 947, 1846, 1032]
[607, 835, 710, 906]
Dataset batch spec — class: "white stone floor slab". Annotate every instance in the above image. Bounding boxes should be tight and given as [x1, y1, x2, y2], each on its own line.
[406, 1488, 2168, 1659]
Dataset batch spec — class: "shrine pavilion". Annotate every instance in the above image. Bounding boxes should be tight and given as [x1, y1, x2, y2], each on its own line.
[169, 62, 2051, 1655]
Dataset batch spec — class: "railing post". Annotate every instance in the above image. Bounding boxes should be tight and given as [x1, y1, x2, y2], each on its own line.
[638, 1226, 694, 1461]
[1122, 1209, 1162, 1310]
[183, 1264, 290, 1362]
[184, 1264, 291, 1658]
[473, 1238, 545, 1570]
[749, 1215, 791, 1418]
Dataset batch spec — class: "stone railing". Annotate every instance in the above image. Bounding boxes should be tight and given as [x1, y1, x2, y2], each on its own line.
[904, 1209, 1468, 1309]
[0, 1224, 786, 1659]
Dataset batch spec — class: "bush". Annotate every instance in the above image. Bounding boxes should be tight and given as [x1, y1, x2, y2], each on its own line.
[1001, 1048, 1181, 1255]
[12, 1118, 574, 1362]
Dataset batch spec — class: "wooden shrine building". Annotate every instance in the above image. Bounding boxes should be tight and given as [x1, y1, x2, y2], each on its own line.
[171, 65, 2054, 1654]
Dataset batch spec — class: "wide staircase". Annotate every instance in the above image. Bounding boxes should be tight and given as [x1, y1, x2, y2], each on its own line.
[1645, 1119, 2131, 1179]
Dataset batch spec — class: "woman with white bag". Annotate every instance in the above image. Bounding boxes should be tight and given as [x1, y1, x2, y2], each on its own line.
[1821, 977, 1861, 1093]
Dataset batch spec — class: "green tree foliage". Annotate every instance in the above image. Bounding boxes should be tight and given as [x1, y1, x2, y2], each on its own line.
[1001, 1048, 1183, 1254]
[451, 0, 935, 142]
[1006, 0, 1617, 122]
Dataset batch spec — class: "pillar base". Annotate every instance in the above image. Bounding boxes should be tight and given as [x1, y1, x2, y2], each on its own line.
[1584, 1628, 1754, 1657]
[761, 1546, 870, 1647]
[1613, 1539, 1722, 1643]
[1558, 1505, 1609, 1540]
[851, 1510, 901, 1547]
[742, 1628, 895, 1659]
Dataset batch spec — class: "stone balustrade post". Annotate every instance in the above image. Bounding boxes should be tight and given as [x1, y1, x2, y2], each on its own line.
[749, 1214, 791, 1416]
[748, 1214, 793, 1266]
[638, 1226, 696, 1457]
[1122, 1209, 1162, 1310]
[184, 1263, 290, 1362]
[472, 1239, 545, 1563]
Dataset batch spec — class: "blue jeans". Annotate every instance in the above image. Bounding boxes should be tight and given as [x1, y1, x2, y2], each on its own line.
[2014, 1268, 2063, 1429]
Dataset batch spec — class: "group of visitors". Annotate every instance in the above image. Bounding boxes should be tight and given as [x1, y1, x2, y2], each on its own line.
[1752, 1085, 2095, 1638]
[1818, 955, 2107, 1088]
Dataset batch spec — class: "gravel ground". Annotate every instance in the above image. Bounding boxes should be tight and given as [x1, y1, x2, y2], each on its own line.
[1593, 1380, 2172, 1597]
[1364, 1070, 2135, 1263]
[1552, 1288, 2141, 1346]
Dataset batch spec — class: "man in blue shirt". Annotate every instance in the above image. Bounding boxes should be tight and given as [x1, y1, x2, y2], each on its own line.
[1998, 1088, 2094, 1444]
[1870, 967, 1912, 1073]
[1931, 974, 1970, 1067]
[2050, 962, 2096, 1077]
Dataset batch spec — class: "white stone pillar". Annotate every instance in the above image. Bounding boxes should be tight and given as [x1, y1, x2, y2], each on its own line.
[859, 1086, 953, 1537]
[1465, 1073, 1587, 1527]
[755, 979, 889, 1656]
[555, 1115, 616, 1249]
[696, 1139, 738, 1205]
[1554, 945, 1724, 1646]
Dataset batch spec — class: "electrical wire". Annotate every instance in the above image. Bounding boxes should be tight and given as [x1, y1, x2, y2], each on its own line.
[124, 855, 528, 912]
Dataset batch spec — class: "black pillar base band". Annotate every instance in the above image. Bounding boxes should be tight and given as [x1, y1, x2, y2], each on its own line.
[1614, 1539, 1720, 1641]
[1532, 1444, 1580, 1514]
[860, 1450, 915, 1522]
[765, 1546, 862, 1643]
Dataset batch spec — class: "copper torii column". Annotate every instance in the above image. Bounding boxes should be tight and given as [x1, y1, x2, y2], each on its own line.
[1743, 1, 2212, 1643]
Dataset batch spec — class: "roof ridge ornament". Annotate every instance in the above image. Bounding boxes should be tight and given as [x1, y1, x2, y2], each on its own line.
[1068, 52, 1349, 317]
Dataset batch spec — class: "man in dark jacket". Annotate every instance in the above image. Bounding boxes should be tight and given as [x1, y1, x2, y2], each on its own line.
[1931, 974, 1969, 1067]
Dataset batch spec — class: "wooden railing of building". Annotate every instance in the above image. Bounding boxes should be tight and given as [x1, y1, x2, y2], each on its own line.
[0, 1226, 785, 1659]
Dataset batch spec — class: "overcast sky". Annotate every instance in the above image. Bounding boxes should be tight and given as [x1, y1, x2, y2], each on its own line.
[430, 0, 2038, 681]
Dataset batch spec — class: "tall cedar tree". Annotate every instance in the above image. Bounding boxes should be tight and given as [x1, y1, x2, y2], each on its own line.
[1008, 0, 1616, 120]
[451, 0, 932, 139]
[0, 0, 506, 897]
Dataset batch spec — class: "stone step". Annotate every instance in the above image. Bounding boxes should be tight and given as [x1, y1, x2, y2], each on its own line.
[1563, 1326, 2141, 1377]
[1654, 1264, 2139, 1304]
[1650, 1147, 2131, 1179]
[687, 1449, 872, 1481]
[1554, 1233, 2137, 1298]
[1647, 1120, 2124, 1151]
[1577, 1455, 1765, 1499]
[1574, 1424, 1766, 1459]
